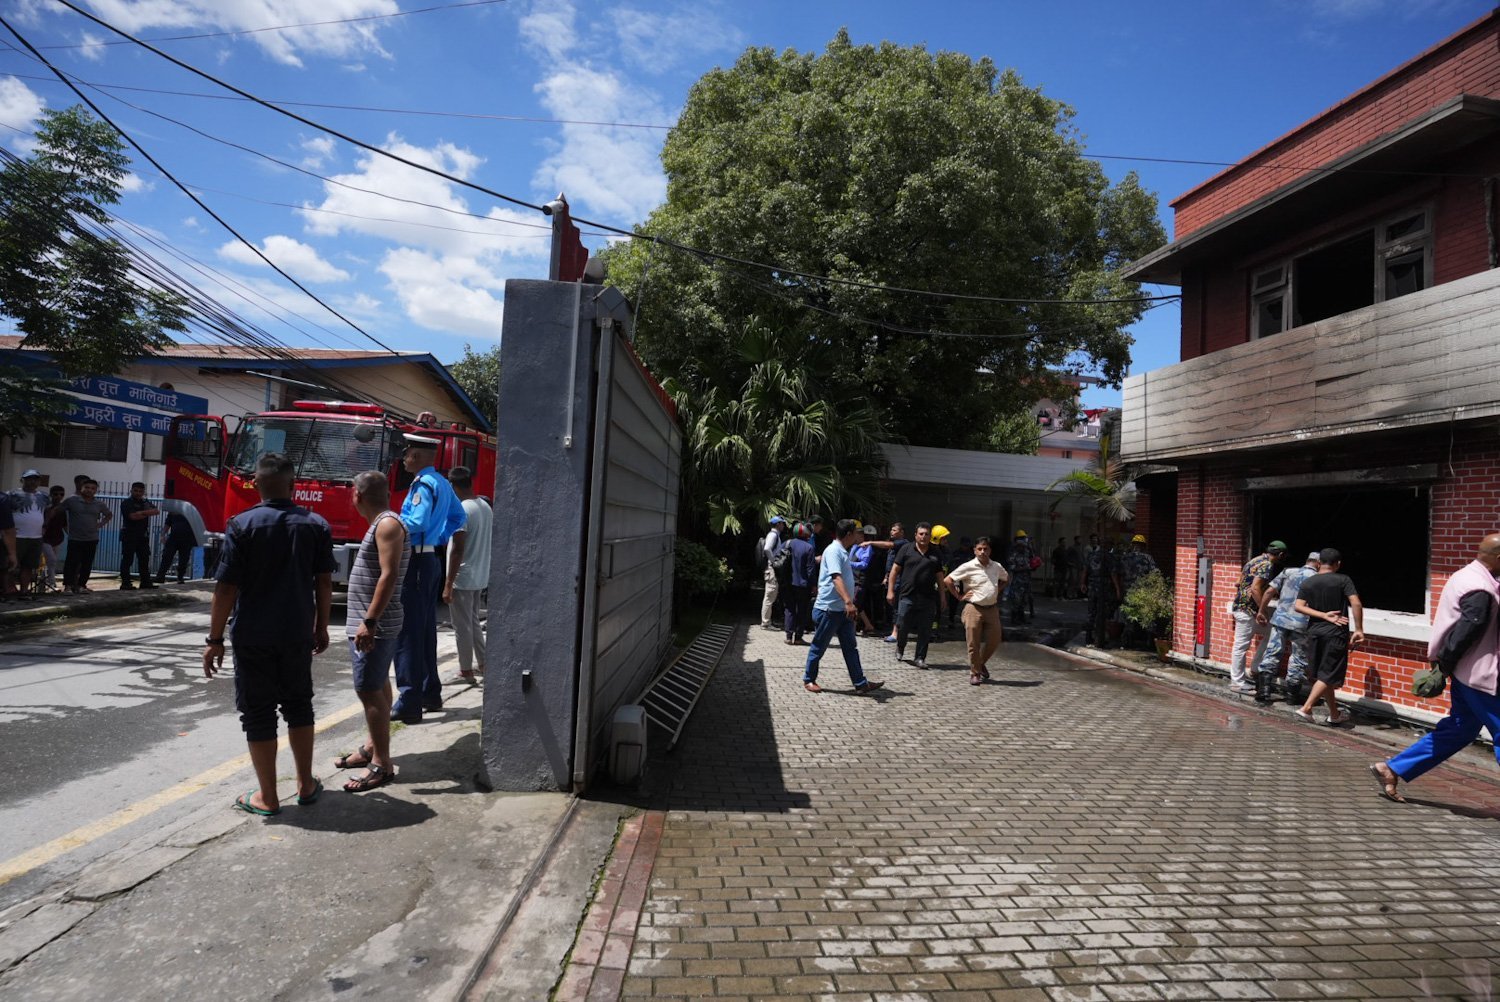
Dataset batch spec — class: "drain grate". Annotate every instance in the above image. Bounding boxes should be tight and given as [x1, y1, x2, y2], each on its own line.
[639, 623, 736, 751]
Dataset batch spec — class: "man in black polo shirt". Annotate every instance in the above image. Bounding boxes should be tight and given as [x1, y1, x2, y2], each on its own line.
[1292, 547, 1363, 726]
[118, 481, 160, 590]
[888, 521, 947, 668]
[203, 453, 337, 816]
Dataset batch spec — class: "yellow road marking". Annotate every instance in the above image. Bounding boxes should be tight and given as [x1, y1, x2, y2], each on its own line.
[0, 697, 370, 887]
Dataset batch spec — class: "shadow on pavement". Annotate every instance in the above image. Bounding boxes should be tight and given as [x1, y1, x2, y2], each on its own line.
[274, 789, 439, 833]
[1400, 796, 1500, 821]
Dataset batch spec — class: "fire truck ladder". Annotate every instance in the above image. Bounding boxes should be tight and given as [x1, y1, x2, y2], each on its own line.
[639, 623, 736, 751]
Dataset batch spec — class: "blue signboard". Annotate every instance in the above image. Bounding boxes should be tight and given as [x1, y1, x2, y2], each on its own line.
[62, 399, 180, 436]
[67, 374, 208, 415]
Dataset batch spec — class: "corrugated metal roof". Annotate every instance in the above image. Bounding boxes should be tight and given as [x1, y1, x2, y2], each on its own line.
[880, 444, 1089, 492]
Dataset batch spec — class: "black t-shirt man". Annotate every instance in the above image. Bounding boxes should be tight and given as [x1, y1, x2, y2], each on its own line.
[894, 543, 945, 603]
[1301, 572, 1359, 637]
[119, 496, 154, 540]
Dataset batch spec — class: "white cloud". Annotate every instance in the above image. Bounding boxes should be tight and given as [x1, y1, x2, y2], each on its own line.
[77, 31, 108, 62]
[0, 76, 44, 137]
[380, 248, 505, 339]
[610, 5, 743, 74]
[80, 0, 399, 67]
[300, 136, 336, 170]
[531, 66, 668, 224]
[117, 172, 152, 194]
[218, 235, 352, 284]
[518, 0, 578, 61]
[296, 135, 547, 337]
[182, 216, 203, 230]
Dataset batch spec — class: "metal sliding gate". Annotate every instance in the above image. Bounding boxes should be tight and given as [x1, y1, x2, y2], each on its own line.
[572, 321, 682, 789]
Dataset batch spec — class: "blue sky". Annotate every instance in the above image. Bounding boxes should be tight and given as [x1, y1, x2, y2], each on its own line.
[0, 0, 1490, 409]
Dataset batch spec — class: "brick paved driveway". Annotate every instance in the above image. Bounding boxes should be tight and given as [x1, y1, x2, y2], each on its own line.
[623, 624, 1500, 1001]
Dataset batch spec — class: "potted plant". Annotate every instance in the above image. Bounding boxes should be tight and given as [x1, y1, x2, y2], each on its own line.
[1120, 570, 1174, 660]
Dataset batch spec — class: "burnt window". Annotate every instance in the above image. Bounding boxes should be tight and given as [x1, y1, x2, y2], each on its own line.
[1250, 264, 1288, 339]
[1251, 484, 1428, 613]
[1293, 230, 1375, 327]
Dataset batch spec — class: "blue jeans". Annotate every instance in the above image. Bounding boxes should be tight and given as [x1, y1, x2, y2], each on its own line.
[896, 596, 935, 661]
[1387, 678, 1500, 783]
[393, 551, 442, 716]
[804, 608, 868, 687]
[1256, 626, 1311, 682]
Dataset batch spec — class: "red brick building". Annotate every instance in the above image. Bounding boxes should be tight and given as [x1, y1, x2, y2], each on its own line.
[1121, 11, 1500, 722]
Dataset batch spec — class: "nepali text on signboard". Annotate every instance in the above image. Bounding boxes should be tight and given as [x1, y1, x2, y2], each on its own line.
[64, 400, 179, 436]
[67, 374, 209, 415]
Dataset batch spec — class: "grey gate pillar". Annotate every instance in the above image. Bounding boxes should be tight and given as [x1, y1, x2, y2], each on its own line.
[481, 279, 680, 792]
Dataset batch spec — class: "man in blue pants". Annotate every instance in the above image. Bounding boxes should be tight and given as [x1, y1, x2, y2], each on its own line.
[392, 434, 466, 723]
[803, 519, 885, 695]
[1371, 533, 1500, 801]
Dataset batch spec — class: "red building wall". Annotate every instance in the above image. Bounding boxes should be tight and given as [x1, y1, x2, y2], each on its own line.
[1167, 430, 1500, 718]
[1172, 13, 1500, 238]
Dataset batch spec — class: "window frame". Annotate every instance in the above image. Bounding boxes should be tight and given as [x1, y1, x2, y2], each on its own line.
[1248, 204, 1433, 340]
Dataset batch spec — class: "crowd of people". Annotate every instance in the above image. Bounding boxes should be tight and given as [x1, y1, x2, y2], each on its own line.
[204, 435, 493, 814]
[0, 469, 201, 599]
[759, 515, 1122, 688]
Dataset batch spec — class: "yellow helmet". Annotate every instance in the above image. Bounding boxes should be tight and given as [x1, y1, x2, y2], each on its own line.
[1015, 529, 1028, 538]
[1131, 533, 1147, 544]
[931, 524, 950, 543]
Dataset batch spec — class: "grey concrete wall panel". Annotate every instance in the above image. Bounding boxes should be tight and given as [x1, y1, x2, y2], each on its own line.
[482, 280, 597, 792]
[574, 334, 680, 788]
[483, 279, 679, 793]
[881, 443, 1087, 490]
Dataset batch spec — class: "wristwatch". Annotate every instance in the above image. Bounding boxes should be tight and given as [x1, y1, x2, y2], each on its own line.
[205, 636, 224, 645]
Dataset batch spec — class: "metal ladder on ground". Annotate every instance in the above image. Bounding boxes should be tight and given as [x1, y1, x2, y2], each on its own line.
[639, 623, 737, 751]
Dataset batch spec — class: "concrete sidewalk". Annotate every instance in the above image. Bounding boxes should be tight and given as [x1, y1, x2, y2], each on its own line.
[0, 672, 628, 1001]
[594, 620, 1500, 1001]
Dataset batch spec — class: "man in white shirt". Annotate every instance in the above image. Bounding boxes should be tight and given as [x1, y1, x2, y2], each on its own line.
[442, 466, 492, 685]
[8, 470, 48, 596]
[760, 515, 788, 630]
[943, 536, 1010, 686]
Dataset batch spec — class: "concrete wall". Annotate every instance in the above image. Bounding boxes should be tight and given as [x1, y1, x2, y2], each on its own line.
[482, 280, 597, 791]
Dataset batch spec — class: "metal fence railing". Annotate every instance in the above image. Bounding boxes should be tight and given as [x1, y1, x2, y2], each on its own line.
[74, 486, 204, 584]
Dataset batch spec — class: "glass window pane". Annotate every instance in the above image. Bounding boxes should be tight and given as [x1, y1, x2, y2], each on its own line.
[1384, 214, 1425, 243]
[1256, 297, 1284, 337]
[1385, 252, 1425, 299]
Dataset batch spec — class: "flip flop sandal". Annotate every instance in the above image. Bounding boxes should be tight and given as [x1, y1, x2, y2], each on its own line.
[296, 779, 323, 806]
[233, 789, 279, 816]
[343, 764, 395, 793]
[969, 674, 983, 686]
[1368, 763, 1405, 802]
[334, 745, 373, 769]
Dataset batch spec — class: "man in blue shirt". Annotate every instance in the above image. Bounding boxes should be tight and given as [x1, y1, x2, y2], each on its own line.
[203, 452, 336, 816]
[803, 519, 885, 695]
[1254, 550, 1322, 704]
[392, 433, 467, 722]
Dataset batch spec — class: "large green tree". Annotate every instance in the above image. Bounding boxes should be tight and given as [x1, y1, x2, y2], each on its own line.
[0, 106, 187, 436]
[605, 32, 1166, 465]
[448, 341, 501, 429]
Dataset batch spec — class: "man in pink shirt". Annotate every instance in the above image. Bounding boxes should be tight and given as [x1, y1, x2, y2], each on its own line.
[1371, 533, 1500, 801]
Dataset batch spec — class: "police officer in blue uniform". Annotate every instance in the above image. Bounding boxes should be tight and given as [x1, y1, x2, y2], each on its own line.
[391, 433, 467, 722]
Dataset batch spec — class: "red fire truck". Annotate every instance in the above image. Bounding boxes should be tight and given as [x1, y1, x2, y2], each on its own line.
[165, 401, 496, 580]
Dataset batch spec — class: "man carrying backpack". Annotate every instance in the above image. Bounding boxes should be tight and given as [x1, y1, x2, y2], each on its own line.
[760, 515, 788, 630]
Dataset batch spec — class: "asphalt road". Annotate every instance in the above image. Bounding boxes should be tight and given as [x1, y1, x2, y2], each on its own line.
[0, 602, 460, 911]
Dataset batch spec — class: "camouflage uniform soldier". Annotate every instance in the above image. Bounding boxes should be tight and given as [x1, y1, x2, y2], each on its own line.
[1005, 531, 1035, 625]
[1120, 534, 1159, 595]
[1085, 537, 1122, 647]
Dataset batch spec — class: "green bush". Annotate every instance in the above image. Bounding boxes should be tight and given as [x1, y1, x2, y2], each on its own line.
[1121, 569, 1173, 635]
[674, 538, 731, 602]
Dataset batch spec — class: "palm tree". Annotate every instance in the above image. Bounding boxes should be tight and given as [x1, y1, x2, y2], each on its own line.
[1046, 421, 1133, 535]
[668, 324, 887, 537]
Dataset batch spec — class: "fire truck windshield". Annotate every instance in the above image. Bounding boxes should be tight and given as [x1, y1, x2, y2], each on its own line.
[228, 416, 385, 482]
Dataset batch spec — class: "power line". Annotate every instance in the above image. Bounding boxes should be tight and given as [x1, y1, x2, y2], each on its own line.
[34, 0, 508, 50]
[0, 11, 406, 360]
[0, 59, 1485, 182]
[44, 0, 1179, 309]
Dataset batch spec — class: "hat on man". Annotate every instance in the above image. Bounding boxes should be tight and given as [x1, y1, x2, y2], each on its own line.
[931, 524, 950, 543]
[769, 515, 786, 526]
[1267, 540, 1288, 553]
[861, 524, 877, 536]
[1015, 529, 1028, 538]
[1306, 550, 1322, 563]
[1131, 533, 1147, 544]
[403, 433, 440, 449]
[21, 469, 41, 479]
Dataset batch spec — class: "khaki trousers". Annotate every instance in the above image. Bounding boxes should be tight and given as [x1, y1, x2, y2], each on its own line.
[962, 602, 1002, 674]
